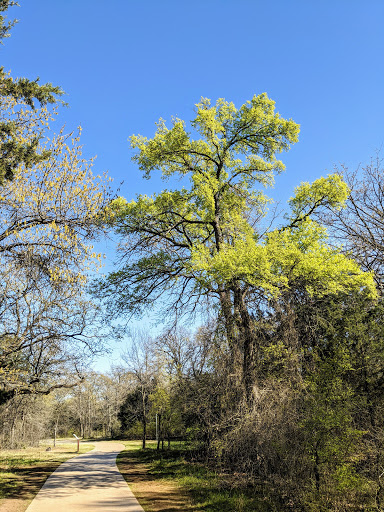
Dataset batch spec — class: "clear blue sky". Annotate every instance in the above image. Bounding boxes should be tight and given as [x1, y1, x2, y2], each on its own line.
[3, 0, 384, 198]
[2, 0, 384, 369]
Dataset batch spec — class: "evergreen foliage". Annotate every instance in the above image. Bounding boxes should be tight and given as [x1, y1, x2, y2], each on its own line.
[0, 1, 64, 183]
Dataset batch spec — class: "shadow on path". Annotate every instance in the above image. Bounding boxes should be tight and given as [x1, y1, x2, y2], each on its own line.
[25, 442, 144, 512]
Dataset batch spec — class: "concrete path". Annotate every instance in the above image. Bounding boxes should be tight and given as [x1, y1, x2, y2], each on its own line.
[25, 441, 144, 512]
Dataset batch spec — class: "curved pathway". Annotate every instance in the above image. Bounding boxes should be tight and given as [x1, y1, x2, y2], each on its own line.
[25, 441, 144, 512]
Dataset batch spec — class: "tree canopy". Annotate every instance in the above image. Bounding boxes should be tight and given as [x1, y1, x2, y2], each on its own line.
[0, 126, 111, 403]
[95, 94, 375, 398]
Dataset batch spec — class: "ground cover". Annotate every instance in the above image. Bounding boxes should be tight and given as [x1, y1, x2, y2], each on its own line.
[117, 441, 273, 512]
[1, 438, 278, 512]
[0, 440, 94, 512]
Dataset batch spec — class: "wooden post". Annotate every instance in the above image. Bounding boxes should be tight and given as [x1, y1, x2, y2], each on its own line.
[73, 434, 80, 453]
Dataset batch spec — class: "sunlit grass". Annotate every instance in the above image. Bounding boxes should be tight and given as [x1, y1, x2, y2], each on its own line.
[0, 439, 94, 500]
[118, 441, 273, 512]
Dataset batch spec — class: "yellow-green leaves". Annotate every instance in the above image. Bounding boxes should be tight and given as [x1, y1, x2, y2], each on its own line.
[106, 94, 375, 322]
[104, 196, 129, 223]
[189, 217, 376, 300]
[0, 128, 111, 286]
[234, 93, 300, 157]
[130, 118, 193, 179]
[130, 93, 300, 191]
[190, 236, 279, 294]
[192, 97, 236, 142]
[266, 221, 376, 299]
[289, 174, 350, 222]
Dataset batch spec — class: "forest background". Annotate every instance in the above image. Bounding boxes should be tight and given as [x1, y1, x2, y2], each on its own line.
[1, 1, 384, 511]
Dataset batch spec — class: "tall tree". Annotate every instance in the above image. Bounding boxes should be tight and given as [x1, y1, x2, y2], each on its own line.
[96, 95, 374, 398]
[0, 127, 111, 403]
[0, 1, 111, 404]
[120, 331, 158, 448]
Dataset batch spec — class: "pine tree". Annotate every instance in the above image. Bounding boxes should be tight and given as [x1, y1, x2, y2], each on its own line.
[0, 1, 64, 183]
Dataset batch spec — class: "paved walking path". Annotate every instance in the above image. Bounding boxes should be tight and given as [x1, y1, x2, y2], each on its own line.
[25, 441, 145, 512]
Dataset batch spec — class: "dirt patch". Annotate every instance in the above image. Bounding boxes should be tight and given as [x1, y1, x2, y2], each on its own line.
[118, 456, 195, 512]
[0, 499, 26, 512]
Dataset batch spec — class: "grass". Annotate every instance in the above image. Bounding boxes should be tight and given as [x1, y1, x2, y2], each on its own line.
[0, 439, 94, 504]
[0, 438, 277, 511]
[117, 441, 275, 512]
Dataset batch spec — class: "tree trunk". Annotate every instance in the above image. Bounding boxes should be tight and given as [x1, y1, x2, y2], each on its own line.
[142, 391, 147, 449]
[219, 287, 243, 372]
[142, 415, 147, 449]
[156, 414, 161, 451]
[234, 285, 257, 402]
[219, 288, 235, 341]
[240, 305, 256, 402]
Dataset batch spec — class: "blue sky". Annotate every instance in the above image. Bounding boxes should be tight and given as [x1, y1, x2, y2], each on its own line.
[2, 0, 384, 369]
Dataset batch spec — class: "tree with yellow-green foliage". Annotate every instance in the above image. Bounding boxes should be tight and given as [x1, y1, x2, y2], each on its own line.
[0, 112, 111, 403]
[95, 94, 375, 399]
[0, 1, 113, 403]
[0, 125, 110, 284]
